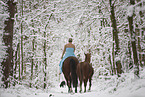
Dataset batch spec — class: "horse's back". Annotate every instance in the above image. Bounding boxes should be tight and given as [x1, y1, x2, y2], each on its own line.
[63, 57, 79, 66]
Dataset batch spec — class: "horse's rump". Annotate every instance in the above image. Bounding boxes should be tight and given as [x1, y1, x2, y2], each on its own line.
[62, 56, 79, 92]
[77, 62, 91, 82]
[62, 57, 79, 76]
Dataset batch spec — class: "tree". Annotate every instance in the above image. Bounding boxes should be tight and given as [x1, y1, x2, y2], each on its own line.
[20, 0, 24, 79]
[8, 0, 144, 89]
[2, 0, 16, 88]
[128, 0, 139, 78]
[136, 0, 145, 67]
[109, 0, 122, 76]
[13, 43, 20, 85]
[30, 29, 35, 88]
[43, 31, 47, 89]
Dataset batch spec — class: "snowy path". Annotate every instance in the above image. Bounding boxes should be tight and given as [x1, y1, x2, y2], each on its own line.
[1, 69, 145, 97]
[1, 79, 145, 97]
[47, 78, 145, 97]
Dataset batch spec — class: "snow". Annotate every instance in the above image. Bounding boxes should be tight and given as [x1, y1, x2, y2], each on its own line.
[0, 1, 7, 6]
[1, 68, 145, 97]
[0, 0, 145, 97]
[127, 5, 134, 17]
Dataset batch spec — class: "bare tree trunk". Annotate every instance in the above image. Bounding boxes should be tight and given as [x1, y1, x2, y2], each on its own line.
[30, 19, 36, 87]
[128, 0, 140, 78]
[21, 0, 24, 79]
[128, 41, 133, 69]
[30, 38, 35, 87]
[136, 0, 145, 67]
[18, 42, 21, 81]
[109, 54, 114, 75]
[43, 31, 47, 89]
[109, 0, 122, 76]
[43, 18, 50, 89]
[2, 0, 16, 88]
[112, 35, 116, 74]
[136, 26, 142, 67]
[14, 43, 20, 85]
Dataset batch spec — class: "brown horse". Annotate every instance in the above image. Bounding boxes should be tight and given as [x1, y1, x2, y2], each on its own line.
[77, 53, 94, 93]
[62, 56, 79, 93]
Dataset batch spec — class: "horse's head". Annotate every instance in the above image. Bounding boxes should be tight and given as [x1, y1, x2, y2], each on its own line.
[84, 53, 91, 63]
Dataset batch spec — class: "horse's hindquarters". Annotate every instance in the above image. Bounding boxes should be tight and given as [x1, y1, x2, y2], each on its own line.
[62, 57, 79, 93]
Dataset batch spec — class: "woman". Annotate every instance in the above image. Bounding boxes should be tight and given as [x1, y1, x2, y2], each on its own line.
[59, 38, 76, 74]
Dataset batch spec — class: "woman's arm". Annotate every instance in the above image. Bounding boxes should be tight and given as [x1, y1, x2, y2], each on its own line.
[74, 44, 75, 52]
[61, 45, 66, 59]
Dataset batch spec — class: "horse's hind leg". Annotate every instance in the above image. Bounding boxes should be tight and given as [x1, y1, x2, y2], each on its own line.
[68, 78, 73, 93]
[88, 77, 92, 91]
[75, 86, 77, 93]
[79, 80, 82, 93]
[66, 76, 72, 93]
[84, 79, 87, 92]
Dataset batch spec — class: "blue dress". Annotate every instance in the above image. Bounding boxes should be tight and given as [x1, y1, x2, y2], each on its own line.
[59, 48, 76, 74]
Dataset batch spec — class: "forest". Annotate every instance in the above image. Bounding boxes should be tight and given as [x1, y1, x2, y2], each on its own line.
[0, 0, 145, 97]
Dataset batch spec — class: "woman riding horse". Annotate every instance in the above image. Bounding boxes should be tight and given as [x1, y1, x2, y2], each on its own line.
[59, 38, 79, 93]
[59, 38, 76, 74]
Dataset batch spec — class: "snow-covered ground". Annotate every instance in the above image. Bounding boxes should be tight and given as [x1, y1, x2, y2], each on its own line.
[1, 68, 145, 97]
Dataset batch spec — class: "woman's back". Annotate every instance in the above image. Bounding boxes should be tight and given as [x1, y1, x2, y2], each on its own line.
[66, 48, 74, 54]
[65, 43, 75, 51]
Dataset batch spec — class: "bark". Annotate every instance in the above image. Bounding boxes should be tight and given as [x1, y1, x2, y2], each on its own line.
[2, 0, 16, 88]
[128, 0, 139, 78]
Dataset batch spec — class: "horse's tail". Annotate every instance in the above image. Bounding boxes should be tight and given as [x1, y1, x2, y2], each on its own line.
[70, 58, 78, 88]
